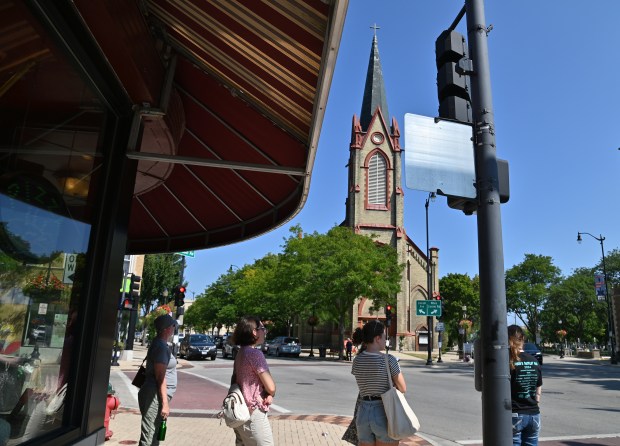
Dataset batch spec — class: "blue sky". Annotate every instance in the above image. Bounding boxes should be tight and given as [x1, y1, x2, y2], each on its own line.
[184, 1, 620, 298]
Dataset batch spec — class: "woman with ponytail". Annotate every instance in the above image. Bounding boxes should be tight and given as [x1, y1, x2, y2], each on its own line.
[350, 320, 406, 445]
[508, 325, 543, 446]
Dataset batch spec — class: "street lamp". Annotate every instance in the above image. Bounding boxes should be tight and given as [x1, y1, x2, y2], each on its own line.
[460, 306, 468, 360]
[577, 232, 617, 365]
[425, 192, 436, 366]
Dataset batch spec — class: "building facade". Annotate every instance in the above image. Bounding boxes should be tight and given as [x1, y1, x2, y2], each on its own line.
[342, 35, 439, 351]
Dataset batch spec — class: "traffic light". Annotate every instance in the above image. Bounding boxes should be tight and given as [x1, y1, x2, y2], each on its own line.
[130, 274, 141, 309]
[385, 305, 392, 327]
[435, 29, 472, 123]
[174, 285, 186, 307]
[433, 293, 443, 320]
[122, 296, 133, 310]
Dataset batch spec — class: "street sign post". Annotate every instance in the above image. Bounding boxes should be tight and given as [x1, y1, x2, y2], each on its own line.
[416, 300, 442, 317]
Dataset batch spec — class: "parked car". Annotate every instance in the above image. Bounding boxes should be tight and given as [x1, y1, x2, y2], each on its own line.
[523, 342, 543, 365]
[213, 335, 229, 349]
[222, 338, 240, 359]
[179, 334, 217, 360]
[267, 336, 301, 357]
[258, 339, 273, 354]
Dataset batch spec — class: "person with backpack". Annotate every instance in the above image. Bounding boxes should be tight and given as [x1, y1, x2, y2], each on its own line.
[231, 316, 276, 445]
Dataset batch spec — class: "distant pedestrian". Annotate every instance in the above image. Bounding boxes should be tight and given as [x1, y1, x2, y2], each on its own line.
[346, 338, 353, 361]
[231, 316, 276, 445]
[138, 314, 177, 446]
[351, 320, 407, 445]
[509, 325, 542, 446]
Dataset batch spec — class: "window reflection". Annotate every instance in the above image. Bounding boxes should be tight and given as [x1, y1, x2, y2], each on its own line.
[0, 3, 107, 443]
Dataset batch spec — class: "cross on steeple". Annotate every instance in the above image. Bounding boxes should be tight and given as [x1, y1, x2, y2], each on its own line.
[370, 23, 380, 37]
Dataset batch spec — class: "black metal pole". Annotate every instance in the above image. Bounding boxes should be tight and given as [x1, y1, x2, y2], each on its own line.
[465, 0, 512, 443]
[425, 193, 433, 366]
[111, 309, 121, 366]
[598, 236, 617, 364]
[578, 232, 617, 364]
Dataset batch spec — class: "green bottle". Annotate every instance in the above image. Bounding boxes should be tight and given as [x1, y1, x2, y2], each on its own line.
[158, 419, 167, 441]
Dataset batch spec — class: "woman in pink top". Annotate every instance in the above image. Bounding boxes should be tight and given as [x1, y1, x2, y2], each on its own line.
[231, 316, 276, 445]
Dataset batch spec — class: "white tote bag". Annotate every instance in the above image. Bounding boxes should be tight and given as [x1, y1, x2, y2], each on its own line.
[380, 355, 420, 440]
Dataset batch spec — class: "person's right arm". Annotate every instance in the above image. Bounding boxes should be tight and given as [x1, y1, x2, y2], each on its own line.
[393, 372, 406, 393]
[258, 370, 276, 405]
[154, 361, 169, 418]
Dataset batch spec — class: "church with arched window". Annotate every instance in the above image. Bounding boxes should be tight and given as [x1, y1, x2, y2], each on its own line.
[342, 34, 439, 352]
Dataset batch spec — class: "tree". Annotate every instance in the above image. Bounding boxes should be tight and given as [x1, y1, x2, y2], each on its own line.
[438, 273, 479, 348]
[505, 254, 561, 338]
[282, 226, 403, 359]
[141, 254, 185, 315]
[542, 267, 607, 345]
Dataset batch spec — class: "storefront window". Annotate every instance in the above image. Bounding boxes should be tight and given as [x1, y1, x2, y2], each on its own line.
[0, 2, 107, 443]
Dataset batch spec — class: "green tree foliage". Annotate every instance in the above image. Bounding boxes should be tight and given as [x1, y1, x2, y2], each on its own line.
[597, 248, 620, 285]
[505, 254, 561, 338]
[542, 267, 607, 344]
[282, 226, 403, 358]
[438, 273, 479, 347]
[141, 254, 185, 315]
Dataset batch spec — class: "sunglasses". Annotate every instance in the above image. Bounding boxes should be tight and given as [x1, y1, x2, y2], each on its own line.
[256, 325, 267, 331]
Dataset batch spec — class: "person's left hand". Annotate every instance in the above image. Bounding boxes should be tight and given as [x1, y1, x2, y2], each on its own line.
[263, 395, 273, 406]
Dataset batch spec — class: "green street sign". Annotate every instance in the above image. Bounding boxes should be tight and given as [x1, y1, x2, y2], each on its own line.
[176, 251, 195, 258]
[416, 300, 442, 316]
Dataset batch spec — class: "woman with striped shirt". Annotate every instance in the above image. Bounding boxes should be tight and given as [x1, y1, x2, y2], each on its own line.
[351, 320, 407, 445]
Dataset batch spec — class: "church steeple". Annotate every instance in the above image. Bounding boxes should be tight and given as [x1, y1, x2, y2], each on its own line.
[360, 31, 389, 131]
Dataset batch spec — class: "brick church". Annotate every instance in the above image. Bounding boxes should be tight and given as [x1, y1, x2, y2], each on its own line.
[342, 34, 439, 352]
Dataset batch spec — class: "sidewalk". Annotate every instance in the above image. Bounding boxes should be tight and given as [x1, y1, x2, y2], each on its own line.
[106, 344, 432, 446]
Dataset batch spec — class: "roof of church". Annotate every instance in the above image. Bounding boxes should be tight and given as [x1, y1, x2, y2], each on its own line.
[360, 34, 389, 131]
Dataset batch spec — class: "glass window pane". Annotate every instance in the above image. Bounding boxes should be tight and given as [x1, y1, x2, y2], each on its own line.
[0, 2, 108, 442]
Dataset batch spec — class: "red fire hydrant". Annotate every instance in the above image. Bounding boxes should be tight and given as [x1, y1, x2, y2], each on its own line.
[104, 384, 120, 441]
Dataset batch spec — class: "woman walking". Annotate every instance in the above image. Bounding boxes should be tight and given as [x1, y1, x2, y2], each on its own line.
[231, 316, 276, 445]
[138, 314, 178, 446]
[351, 320, 406, 446]
[508, 324, 543, 446]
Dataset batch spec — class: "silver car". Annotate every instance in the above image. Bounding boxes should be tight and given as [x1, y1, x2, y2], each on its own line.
[267, 336, 301, 357]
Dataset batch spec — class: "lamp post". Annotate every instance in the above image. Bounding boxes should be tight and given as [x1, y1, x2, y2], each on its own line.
[308, 304, 317, 358]
[577, 232, 617, 365]
[460, 306, 468, 360]
[425, 192, 436, 366]
[558, 319, 565, 358]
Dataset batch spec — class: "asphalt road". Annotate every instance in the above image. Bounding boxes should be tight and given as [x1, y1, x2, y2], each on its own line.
[112, 350, 620, 445]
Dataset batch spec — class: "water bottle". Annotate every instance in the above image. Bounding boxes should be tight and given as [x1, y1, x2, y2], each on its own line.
[158, 419, 167, 441]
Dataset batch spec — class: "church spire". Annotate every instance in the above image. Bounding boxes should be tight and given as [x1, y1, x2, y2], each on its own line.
[360, 29, 389, 131]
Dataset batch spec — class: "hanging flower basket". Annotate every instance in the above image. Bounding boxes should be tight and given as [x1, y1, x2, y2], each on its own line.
[556, 329, 567, 339]
[151, 305, 172, 318]
[22, 274, 65, 300]
[459, 319, 473, 330]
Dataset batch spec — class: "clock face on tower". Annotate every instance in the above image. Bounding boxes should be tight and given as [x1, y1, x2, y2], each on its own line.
[371, 132, 384, 144]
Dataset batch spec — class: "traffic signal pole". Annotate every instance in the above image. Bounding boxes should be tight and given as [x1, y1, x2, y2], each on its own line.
[463, 0, 512, 443]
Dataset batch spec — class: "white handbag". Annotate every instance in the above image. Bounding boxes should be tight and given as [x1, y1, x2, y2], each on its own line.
[380, 355, 420, 440]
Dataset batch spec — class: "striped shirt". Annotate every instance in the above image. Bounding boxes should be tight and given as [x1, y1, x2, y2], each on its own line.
[351, 352, 401, 397]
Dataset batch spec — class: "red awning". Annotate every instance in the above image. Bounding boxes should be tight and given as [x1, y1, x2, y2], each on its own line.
[79, 0, 348, 253]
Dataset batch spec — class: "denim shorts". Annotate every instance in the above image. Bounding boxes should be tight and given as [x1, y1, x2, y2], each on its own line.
[356, 399, 399, 444]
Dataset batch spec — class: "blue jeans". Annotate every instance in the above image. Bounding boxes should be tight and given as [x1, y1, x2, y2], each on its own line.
[512, 413, 541, 446]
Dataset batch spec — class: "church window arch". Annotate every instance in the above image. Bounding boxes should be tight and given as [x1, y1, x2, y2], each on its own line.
[365, 149, 389, 210]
